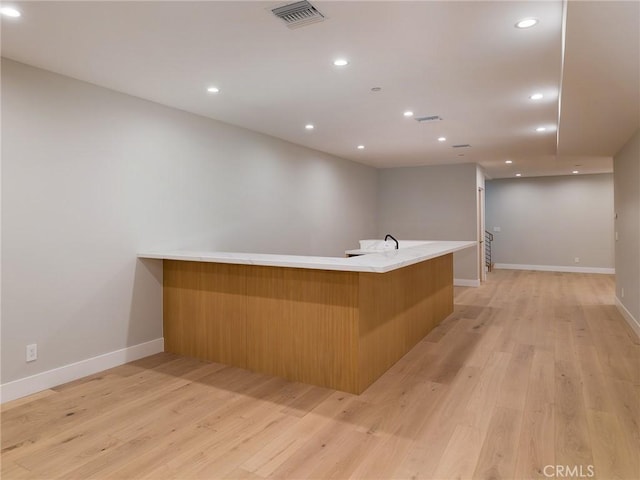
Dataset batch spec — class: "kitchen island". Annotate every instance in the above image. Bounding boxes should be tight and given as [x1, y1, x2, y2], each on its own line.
[139, 240, 475, 394]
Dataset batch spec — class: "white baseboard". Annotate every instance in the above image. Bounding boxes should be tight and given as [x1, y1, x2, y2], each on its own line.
[493, 263, 615, 275]
[0, 338, 164, 404]
[454, 278, 480, 287]
[615, 297, 640, 339]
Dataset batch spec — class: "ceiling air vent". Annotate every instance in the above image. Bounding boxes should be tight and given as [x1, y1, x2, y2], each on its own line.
[415, 115, 442, 123]
[272, 1, 325, 29]
[452, 144, 472, 148]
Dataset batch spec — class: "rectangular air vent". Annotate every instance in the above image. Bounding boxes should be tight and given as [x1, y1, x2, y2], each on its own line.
[272, 1, 325, 29]
[415, 115, 442, 123]
[452, 144, 472, 148]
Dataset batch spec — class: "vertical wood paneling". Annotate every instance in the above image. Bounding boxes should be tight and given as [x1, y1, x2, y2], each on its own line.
[357, 254, 454, 392]
[163, 260, 201, 356]
[163, 255, 454, 394]
[163, 260, 247, 367]
[245, 266, 359, 392]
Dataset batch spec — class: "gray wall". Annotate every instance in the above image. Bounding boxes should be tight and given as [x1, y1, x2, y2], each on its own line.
[1, 59, 378, 384]
[377, 163, 479, 281]
[613, 130, 640, 324]
[486, 174, 614, 270]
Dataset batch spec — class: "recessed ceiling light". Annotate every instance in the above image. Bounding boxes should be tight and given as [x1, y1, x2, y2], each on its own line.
[403, 111, 414, 117]
[536, 126, 546, 132]
[357, 145, 365, 150]
[572, 170, 579, 174]
[333, 59, 348, 67]
[516, 173, 522, 177]
[530, 93, 543, 100]
[207, 86, 220, 93]
[305, 124, 314, 130]
[438, 137, 446, 142]
[0, 6, 21, 17]
[516, 18, 538, 29]
[505, 160, 513, 164]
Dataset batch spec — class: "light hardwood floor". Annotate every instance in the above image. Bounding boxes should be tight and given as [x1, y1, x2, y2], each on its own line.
[2, 270, 639, 479]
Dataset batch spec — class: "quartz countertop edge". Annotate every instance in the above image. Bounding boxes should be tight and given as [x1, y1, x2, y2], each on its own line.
[138, 240, 477, 274]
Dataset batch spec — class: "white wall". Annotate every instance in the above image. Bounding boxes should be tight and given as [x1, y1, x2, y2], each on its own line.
[613, 130, 640, 329]
[486, 174, 614, 272]
[1, 59, 378, 385]
[377, 163, 479, 282]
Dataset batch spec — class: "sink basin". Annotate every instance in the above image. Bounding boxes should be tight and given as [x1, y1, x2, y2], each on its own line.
[359, 239, 396, 252]
[357, 239, 432, 252]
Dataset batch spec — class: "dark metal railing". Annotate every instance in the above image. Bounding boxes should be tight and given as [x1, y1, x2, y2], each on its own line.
[485, 230, 494, 272]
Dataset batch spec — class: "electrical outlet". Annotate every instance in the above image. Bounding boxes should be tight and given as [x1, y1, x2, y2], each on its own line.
[26, 344, 37, 362]
[574, 257, 580, 263]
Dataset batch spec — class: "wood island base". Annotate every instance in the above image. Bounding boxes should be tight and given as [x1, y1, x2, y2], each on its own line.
[163, 253, 453, 394]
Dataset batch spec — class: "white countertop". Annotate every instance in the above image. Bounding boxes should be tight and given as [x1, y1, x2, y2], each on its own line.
[138, 240, 476, 274]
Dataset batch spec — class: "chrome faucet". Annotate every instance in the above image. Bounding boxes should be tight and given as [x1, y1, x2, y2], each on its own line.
[384, 234, 399, 249]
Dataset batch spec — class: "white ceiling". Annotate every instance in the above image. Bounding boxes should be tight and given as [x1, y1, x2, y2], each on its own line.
[1, 1, 638, 178]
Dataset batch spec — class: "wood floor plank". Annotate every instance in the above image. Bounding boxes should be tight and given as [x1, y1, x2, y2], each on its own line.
[67, 380, 278, 479]
[586, 409, 639, 480]
[348, 434, 410, 480]
[392, 365, 483, 479]
[161, 411, 294, 480]
[462, 350, 512, 432]
[266, 421, 369, 479]
[555, 359, 595, 471]
[496, 343, 535, 411]
[432, 423, 485, 480]
[0, 461, 33, 479]
[3, 363, 221, 470]
[2, 270, 638, 480]
[607, 378, 640, 460]
[12, 378, 224, 477]
[241, 392, 359, 477]
[349, 381, 447, 479]
[513, 349, 556, 479]
[473, 406, 522, 480]
[463, 325, 503, 369]
[584, 306, 637, 383]
[575, 344, 616, 413]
